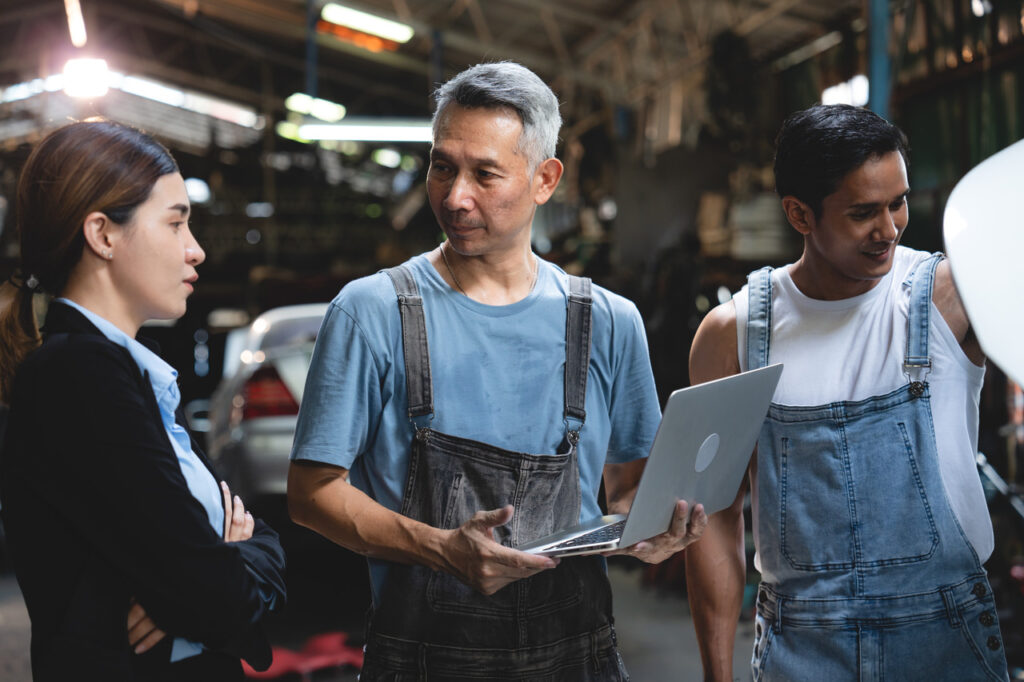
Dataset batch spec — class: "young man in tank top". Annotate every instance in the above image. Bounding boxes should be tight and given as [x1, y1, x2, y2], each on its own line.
[686, 104, 1009, 681]
[287, 62, 708, 680]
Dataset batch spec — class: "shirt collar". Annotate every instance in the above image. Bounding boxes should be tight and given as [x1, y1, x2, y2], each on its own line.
[54, 298, 179, 403]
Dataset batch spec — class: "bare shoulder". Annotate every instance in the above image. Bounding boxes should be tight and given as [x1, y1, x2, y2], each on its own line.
[932, 258, 984, 364]
[689, 300, 741, 384]
[932, 259, 967, 336]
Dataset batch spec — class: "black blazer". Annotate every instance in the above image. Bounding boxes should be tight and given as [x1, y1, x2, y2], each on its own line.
[0, 302, 286, 681]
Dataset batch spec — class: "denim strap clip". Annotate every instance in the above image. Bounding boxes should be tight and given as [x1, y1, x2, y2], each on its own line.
[902, 252, 943, 388]
[564, 275, 593, 436]
[385, 265, 435, 428]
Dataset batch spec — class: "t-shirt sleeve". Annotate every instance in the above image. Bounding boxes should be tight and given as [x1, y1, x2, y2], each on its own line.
[604, 301, 661, 464]
[290, 297, 385, 469]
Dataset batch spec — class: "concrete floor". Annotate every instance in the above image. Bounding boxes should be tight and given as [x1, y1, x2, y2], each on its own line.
[611, 561, 755, 681]
[0, 568, 31, 682]
[0, 561, 754, 681]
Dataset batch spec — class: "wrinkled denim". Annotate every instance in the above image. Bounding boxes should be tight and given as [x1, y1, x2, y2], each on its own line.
[746, 255, 1009, 681]
[360, 266, 627, 681]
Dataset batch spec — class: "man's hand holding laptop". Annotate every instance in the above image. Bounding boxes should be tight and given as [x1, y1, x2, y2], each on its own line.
[596, 457, 708, 563]
[517, 365, 782, 560]
[603, 498, 708, 563]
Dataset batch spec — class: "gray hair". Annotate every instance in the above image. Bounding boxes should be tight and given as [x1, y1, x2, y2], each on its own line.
[432, 62, 562, 170]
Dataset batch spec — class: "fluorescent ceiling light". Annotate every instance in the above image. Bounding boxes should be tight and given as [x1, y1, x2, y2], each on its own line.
[822, 74, 869, 107]
[275, 120, 308, 142]
[120, 74, 260, 128]
[298, 119, 432, 142]
[320, 3, 414, 43]
[63, 58, 110, 98]
[64, 0, 88, 47]
[3, 64, 262, 129]
[121, 76, 186, 107]
[285, 92, 347, 122]
[2, 77, 61, 103]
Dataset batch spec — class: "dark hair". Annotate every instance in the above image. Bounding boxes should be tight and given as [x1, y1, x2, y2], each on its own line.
[0, 119, 178, 402]
[773, 104, 909, 217]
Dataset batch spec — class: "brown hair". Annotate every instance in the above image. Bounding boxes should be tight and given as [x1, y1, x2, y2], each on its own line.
[0, 120, 178, 403]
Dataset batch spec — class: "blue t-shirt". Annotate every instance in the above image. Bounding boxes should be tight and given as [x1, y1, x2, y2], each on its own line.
[290, 254, 660, 600]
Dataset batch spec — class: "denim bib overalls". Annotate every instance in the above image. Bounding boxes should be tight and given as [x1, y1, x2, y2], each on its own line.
[746, 254, 1009, 681]
[358, 265, 629, 681]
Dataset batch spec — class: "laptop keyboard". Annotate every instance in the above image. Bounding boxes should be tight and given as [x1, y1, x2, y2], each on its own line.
[549, 519, 627, 550]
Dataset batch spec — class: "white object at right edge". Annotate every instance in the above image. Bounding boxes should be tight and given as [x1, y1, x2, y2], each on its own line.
[943, 138, 1024, 386]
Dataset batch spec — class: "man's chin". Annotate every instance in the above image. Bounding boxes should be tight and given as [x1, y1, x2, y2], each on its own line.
[443, 230, 486, 253]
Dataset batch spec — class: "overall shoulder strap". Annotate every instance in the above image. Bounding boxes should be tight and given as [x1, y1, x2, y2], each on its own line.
[902, 252, 943, 385]
[745, 266, 774, 371]
[564, 275, 592, 438]
[383, 265, 434, 425]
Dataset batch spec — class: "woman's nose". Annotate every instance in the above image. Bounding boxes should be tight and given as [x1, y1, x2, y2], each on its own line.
[185, 238, 206, 266]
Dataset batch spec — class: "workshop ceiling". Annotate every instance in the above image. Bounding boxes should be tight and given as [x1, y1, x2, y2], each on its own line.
[0, 0, 865, 130]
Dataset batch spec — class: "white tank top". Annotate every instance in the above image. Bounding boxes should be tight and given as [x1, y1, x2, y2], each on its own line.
[733, 246, 993, 561]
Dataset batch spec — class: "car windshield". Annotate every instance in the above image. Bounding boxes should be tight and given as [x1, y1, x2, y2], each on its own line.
[261, 318, 321, 351]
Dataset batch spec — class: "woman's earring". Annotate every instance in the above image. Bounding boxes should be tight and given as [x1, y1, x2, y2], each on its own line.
[103, 250, 112, 260]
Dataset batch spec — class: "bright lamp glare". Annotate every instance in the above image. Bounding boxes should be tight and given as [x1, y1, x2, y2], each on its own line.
[4, 66, 261, 128]
[298, 120, 432, 143]
[822, 74, 869, 107]
[372, 148, 402, 168]
[121, 76, 185, 107]
[285, 92, 347, 122]
[184, 178, 211, 204]
[275, 120, 309, 142]
[63, 58, 110, 98]
[285, 92, 313, 113]
[64, 0, 88, 47]
[310, 98, 346, 123]
[321, 3, 414, 43]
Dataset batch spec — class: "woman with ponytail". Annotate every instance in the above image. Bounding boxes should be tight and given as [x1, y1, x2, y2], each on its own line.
[0, 120, 285, 681]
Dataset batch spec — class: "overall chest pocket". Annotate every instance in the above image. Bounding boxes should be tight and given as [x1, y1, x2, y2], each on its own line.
[773, 416, 939, 571]
[403, 431, 583, 618]
[423, 454, 584, 618]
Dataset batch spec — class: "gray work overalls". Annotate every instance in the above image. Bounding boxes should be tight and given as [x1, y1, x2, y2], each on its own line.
[358, 264, 629, 681]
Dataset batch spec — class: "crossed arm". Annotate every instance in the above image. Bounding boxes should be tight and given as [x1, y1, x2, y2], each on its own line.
[128, 481, 259, 654]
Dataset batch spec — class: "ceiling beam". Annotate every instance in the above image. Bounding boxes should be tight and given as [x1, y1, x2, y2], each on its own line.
[503, 0, 627, 32]
[110, 2, 429, 105]
[0, 3, 60, 28]
[735, 0, 806, 36]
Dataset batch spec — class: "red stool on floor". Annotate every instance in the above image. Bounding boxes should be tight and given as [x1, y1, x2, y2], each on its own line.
[244, 631, 364, 680]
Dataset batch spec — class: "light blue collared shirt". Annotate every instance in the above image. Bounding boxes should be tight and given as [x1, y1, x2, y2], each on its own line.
[57, 299, 220, 662]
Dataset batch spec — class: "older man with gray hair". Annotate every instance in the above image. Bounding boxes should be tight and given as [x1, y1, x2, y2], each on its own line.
[288, 61, 706, 680]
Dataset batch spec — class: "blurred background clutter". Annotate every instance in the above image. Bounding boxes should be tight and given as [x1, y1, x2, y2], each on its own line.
[0, 1, 1023, 679]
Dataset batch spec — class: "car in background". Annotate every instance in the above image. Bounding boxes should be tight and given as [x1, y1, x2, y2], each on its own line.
[193, 301, 372, 626]
[201, 303, 329, 509]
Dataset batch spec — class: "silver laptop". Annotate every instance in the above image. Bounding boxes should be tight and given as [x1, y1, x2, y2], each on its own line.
[518, 363, 783, 557]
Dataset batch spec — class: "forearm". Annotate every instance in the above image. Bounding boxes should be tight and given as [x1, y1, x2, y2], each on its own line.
[686, 298, 748, 679]
[685, 506, 746, 681]
[603, 459, 645, 515]
[287, 462, 450, 571]
[234, 521, 287, 609]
